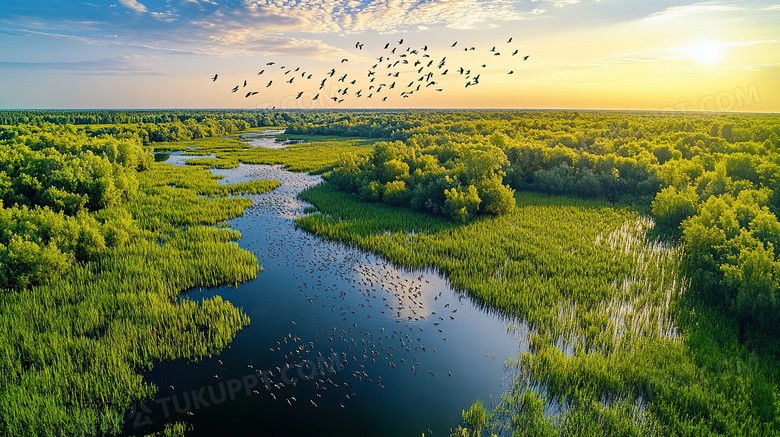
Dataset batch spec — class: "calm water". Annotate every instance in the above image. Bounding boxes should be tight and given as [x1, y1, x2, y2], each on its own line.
[132, 140, 527, 437]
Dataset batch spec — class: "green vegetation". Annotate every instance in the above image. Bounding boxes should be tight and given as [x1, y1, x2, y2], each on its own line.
[3, 109, 780, 436]
[0, 118, 281, 436]
[155, 134, 380, 174]
[298, 110, 780, 342]
[290, 110, 780, 436]
[328, 139, 515, 222]
[461, 400, 486, 436]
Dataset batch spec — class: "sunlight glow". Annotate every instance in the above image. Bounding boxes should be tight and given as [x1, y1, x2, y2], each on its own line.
[691, 42, 721, 65]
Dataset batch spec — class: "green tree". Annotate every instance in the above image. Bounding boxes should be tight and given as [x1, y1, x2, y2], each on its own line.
[652, 186, 699, 230]
[444, 184, 481, 223]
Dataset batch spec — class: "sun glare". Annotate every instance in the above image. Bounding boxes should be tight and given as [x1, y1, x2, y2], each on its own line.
[692, 42, 721, 65]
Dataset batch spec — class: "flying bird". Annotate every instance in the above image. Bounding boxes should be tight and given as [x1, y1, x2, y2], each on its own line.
[507, 37, 513, 43]
[258, 70, 265, 74]
[232, 85, 239, 92]
[211, 74, 218, 81]
[341, 58, 348, 63]
[267, 62, 275, 65]
[451, 41, 457, 47]
[524, 55, 530, 60]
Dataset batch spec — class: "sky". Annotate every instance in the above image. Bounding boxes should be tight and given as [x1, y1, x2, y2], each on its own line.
[0, 0, 778, 111]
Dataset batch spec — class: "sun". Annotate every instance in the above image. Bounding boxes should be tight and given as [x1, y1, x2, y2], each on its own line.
[692, 43, 721, 65]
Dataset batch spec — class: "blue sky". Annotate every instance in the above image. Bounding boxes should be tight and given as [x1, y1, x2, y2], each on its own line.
[1, 0, 778, 110]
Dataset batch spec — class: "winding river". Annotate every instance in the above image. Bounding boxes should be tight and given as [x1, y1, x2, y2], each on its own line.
[132, 135, 528, 436]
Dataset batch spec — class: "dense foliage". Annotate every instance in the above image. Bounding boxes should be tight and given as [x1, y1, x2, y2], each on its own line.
[286, 110, 780, 436]
[328, 140, 515, 222]
[3, 109, 780, 437]
[295, 110, 780, 341]
[0, 116, 295, 436]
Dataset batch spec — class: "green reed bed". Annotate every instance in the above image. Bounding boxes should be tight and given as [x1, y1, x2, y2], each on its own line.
[297, 183, 778, 436]
[297, 185, 664, 354]
[0, 160, 276, 436]
[154, 135, 379, 174]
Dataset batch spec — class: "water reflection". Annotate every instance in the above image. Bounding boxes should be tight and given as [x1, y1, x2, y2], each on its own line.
[129, 161, 527, 437]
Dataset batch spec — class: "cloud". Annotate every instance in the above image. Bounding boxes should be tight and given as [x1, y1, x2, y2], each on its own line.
[644, 2, 743, 21]
[0, 55, 163, 75]
[118, 0, 148, 13]
[531, 0, 580, 7]
[1, 0, 545, 61]
[242, 0, 530, 34]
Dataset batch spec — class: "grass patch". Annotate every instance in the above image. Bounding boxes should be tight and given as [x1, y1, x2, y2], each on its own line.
[157, 134, 379, 174]
[0, 161, 272, 436]
[297, 183, 778, 435]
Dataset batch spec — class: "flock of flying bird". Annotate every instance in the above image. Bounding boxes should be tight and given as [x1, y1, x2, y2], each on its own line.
[210, 37, 530, 106]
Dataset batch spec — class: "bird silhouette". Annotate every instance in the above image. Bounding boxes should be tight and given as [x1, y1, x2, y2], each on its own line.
[211, 35, 531, 105]
[211, 74, 218, 81]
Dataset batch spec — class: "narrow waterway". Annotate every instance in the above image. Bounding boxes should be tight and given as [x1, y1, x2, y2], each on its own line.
[132, 138, 528, 436]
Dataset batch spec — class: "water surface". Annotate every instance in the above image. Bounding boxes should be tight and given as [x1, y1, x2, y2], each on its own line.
[129, 160, 527, 437]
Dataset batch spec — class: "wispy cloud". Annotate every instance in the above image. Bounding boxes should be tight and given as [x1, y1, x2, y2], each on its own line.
[242, 0, 532, 34]
[645, 2, 744, 21]
[118, 0, 148, 14]
[531, 0, 580, 7]
[2, 0, 541, 60]
[0, 55, 163, 75]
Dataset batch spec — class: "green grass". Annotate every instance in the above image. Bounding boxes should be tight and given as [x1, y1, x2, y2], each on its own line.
[0, 160, 277, 436]
[297, 185, 681, 354]
[153, 134, 379, 174]
[296, 183, 778, 436]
